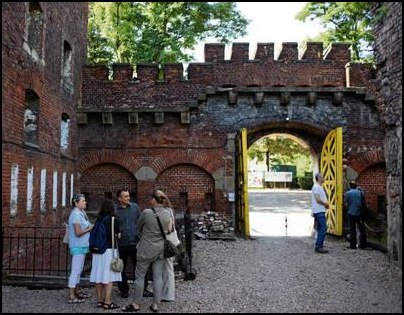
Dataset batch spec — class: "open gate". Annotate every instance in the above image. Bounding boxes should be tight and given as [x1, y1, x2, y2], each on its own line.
[236, 128, 250, 237]
[320, 127, 343, 236]
[235, 127, 342, 237]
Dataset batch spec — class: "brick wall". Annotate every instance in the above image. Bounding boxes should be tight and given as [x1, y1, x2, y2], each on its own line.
[80, 163, 137, 214]
[2, 3, 88, 227]
[372, 2, 402, 267]
[155, 164, 218, 214]
[3, 3, 388, 237]
[357, 163, 387, 215]
[80, 41, 385, 222]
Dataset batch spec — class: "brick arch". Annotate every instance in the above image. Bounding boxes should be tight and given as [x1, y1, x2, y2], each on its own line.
[348, 149, 385, 174]
[247, 122, 327, 153]
[78, 150, 141, 174]
[80, 163, 137, 213]
[155, 163, 216, 214]
[150, 149, 221, 175]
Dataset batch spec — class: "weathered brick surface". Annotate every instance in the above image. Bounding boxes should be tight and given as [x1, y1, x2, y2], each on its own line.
[357, 163, 387, 214]
[3, 3, 389, 239]
[80, 53, 385, 218]
[2, 3, 88, 227]
[372, 2, 402, 267]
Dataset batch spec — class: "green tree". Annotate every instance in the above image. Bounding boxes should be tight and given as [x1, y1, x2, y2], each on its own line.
[248, 136, 311, 171]
[87, 2, 249, 65]
[295, 2, 375, 62]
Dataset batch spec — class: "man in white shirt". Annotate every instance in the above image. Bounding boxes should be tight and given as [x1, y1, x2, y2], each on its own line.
[311, 173, 330, 253]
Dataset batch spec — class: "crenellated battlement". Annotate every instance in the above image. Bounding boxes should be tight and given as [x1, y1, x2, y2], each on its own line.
[203, 41, 351, 62]
[82, 41, 372, 110]
[299, 42, 323, 60]
[83, 42, 357, 83]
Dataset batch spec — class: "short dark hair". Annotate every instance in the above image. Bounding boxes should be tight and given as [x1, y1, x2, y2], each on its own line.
[315, 173, 322, 182]
[116, 189, 129, 199]
[349, 181, 357, 189]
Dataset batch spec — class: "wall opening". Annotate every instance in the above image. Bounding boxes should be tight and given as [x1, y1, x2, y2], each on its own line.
[27, 2, 43, 54]
[24, 89, 40, 146]
[62, 41, 73, 92]
[60, 113, 70, 154]
[247, 131, 318, 237]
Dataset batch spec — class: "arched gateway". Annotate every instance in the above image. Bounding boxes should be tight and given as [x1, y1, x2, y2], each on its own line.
[79, 42, 384, 237]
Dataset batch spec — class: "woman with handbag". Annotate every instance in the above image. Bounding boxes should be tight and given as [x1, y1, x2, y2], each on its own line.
[122, 190, 174, 313]
[89, 199, 122, 310]
[161, 205, 180, 302]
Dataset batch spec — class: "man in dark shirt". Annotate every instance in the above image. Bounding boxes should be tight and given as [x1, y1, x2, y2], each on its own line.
[344, 181, 367, 249]
[115, 189, 140, 298]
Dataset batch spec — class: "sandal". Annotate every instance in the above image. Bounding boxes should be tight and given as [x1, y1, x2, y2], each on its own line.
[96, 302, 104, 308]
[122, 304, 140, 312]
[76, 291, 90, 299]
[68, 298, 84, 304]
[103, 302, 120, 310]
[149, 304, 159, 313]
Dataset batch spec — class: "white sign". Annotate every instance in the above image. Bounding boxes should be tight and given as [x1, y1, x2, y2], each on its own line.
[265, 171, 293, 182]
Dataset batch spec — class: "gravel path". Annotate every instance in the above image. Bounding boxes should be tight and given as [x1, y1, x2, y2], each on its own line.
[2, 236, 402, 313]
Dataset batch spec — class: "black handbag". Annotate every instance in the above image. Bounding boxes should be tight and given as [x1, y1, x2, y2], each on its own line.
[152, 208, 178, 258]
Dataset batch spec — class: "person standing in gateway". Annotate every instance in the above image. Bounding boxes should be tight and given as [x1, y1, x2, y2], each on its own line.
[114, 189, 141, 298]
[311, 173, 330, 253]
[344, 180, 367, 249]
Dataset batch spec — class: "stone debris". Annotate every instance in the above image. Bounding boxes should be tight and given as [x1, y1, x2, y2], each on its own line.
[194, 211, 235, 240]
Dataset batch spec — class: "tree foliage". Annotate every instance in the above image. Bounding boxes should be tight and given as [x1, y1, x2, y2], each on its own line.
[248, 136, 311, 171]
[87, 2, 249, 65]
[295, 2, 376, 62]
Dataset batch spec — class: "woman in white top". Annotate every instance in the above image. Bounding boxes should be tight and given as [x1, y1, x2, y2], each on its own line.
[67, 194, 93, 303]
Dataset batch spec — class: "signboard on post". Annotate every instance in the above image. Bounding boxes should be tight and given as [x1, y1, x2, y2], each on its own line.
[265, 171, 293, 182]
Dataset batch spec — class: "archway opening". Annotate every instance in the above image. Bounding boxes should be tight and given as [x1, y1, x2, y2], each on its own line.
[80, 163, 137, 218]
[247, 132, 318, 237]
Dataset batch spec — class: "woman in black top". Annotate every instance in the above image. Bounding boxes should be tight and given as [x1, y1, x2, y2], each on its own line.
[89, 199, 121, 309]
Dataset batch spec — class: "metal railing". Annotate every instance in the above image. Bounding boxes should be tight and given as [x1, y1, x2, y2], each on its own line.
[2, 213, 196, 284]
[2, 226, 91, 281]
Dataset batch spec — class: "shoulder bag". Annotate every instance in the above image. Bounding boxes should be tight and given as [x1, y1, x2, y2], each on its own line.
[166, 208, 181, 246]
[62, 222, 69, 244]
[152, 208, 178, 258]
[110, 216, 124, 273]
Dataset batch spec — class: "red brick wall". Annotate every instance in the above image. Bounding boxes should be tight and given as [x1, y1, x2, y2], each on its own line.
[373, 2, 402, 266]
[155, 164, 216, 214]
[80, 163, 137, 214]
[2, 3, 88, 227]
[357, 163, 386, 216]
[82, 43, 359, 111]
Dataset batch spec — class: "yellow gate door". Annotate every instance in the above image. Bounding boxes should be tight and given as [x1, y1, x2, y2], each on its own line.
[320, 127, 343, 236]
[236, 128, 250, 237]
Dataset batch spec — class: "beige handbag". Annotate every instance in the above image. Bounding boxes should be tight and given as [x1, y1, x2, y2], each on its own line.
[62, 223, 69, 244]
[167, 229, 180, 247]
[110, 217, 124, 273]
[166, 208, 180, 246]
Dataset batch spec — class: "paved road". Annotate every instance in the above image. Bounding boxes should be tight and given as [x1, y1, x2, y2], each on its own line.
[249, 189, 313, 237]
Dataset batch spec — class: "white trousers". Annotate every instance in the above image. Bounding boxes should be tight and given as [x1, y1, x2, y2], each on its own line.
[68, 253, 86, 288]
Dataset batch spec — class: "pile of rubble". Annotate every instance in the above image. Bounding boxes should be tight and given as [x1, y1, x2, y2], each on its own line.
[194, 211, 235, 240]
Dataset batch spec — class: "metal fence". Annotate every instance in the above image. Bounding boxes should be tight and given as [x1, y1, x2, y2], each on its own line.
[2, 213, 196, 284]
[2, 226, 91, 281]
